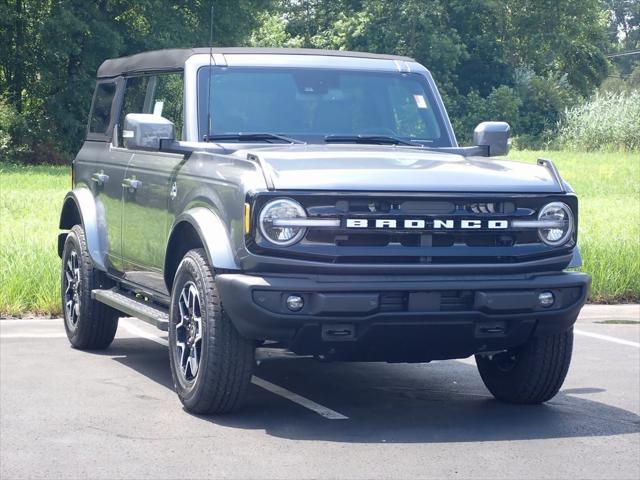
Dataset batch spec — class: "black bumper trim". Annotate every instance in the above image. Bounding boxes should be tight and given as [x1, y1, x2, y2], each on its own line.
[216, 271, 590, 361]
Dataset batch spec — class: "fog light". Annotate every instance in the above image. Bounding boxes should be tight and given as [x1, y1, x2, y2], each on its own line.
[538, 291, 555, 308]
[286, 295, 304, 312]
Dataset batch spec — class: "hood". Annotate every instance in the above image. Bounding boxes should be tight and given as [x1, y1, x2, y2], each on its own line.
[235, 145, 563, 193]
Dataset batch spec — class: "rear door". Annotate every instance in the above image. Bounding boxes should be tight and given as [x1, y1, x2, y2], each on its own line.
[74, 79, 129, 273]
[120, 72, 186, 294]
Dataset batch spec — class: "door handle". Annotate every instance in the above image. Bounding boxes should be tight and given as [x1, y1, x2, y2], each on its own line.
[122, 178, 141, 190]
[91, 172, 109, 186]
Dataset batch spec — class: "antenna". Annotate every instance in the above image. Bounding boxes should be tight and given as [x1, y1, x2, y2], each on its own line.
[205, 2, 214, 141]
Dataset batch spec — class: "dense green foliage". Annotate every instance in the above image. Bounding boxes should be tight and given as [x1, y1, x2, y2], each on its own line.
[250, 0, 617, 146]
[0, 0, 637, 161]
[2, 151, 637, 316]
[0, 0, 268, 162]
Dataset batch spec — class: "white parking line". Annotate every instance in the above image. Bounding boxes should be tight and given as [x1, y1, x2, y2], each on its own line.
[251, 376, 348, 420]
[120, 320, 168, 346]
[574, 329, 640, 348]
[0, 333, 68, 338]
[119, 320, 349, 420]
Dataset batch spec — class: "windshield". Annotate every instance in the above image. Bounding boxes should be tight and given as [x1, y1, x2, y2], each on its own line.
[197, 66, 452, 146]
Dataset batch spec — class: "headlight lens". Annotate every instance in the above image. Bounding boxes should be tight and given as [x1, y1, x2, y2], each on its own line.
[259, 198, 307, 246]
[538, 202, 574, 246]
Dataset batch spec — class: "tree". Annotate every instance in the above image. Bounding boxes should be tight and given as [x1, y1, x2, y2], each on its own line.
[251, 0, 612, 144]
[0, 0, 271, 160]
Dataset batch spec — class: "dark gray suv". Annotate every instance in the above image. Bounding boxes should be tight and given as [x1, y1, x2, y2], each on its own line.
[58, 48, 590, 414]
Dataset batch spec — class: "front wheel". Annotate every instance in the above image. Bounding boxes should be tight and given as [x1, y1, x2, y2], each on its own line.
[168, 249, 254, 414]
[61, 225, 119, 349]
[475, 328, 574, 404]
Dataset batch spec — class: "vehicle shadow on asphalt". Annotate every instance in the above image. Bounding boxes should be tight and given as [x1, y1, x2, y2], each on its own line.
[101, 337, 640, 444]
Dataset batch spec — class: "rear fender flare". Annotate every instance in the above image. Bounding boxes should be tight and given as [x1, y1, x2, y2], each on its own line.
[58, 188, 107, 271]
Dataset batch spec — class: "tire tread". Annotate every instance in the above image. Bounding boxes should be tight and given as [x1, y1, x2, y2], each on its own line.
[476, 328, 573, 404]
[169, 249, 254, 414]
[62, 225, 118, 350]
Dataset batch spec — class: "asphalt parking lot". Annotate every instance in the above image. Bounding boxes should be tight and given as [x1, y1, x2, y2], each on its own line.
[1, 306, 639, 480]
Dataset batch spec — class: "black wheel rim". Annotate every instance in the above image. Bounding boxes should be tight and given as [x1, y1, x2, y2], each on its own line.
[63, 249, 81, 330]
[175, 281, 203, 382]
[493, 351, 519, 372]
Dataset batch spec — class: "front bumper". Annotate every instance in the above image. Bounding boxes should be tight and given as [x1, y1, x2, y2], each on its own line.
[216, 271, 590, 362]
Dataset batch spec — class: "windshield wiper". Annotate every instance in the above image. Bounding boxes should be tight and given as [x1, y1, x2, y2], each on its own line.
[324, 134, 421, 147]
[204, 132, 304, 144]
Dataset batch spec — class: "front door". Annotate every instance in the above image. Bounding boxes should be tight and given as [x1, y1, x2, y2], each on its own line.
[118, 71, 185, 295]
[121, 150, 184, 294]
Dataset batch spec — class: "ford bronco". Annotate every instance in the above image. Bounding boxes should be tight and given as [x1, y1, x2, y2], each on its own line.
[58, 48, 590, 414]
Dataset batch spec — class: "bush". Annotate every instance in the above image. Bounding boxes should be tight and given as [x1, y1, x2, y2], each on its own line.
[452, 86, 522, 144]
[0, 97, 16, 158]
[512, 68, 581, 149]
[452, 69, 581, 148]
[558, 91, 640, 151]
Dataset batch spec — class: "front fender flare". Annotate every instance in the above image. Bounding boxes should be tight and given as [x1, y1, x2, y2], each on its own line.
[59, 188, 108, 271]
[171, 207, 240, 271]
[568, 246, 583, 269]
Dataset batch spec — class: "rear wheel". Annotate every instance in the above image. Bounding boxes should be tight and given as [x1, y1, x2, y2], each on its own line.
[61, 225, 119, 349]
[168, 249, 254, 414]
[475, 328, 573, 404]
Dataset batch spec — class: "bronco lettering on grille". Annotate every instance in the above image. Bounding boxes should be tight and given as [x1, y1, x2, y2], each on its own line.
[345, 218, 509, 230]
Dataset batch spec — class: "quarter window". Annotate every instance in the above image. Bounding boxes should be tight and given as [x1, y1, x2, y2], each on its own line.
[89, 82, 116, 135]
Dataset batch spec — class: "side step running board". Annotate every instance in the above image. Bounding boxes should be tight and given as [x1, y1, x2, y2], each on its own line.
[92, 289, 169, 331]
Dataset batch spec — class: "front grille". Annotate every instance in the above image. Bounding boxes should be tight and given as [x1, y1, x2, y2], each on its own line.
[378, 290, 475, 312]
[379, 292, 406, 312]
[249, 192, 577, 266]
[306, 230, 538, 248]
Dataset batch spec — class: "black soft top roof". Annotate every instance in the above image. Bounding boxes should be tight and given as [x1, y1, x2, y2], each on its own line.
[96, 47, 416, 78]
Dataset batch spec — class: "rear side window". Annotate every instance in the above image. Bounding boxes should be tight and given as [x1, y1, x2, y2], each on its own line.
[89, 82, 116, 134]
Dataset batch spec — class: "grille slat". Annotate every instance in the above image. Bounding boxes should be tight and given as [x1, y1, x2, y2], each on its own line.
[378, 291, 475, 312]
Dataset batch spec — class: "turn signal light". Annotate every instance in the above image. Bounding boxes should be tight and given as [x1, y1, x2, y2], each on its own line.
[244, 203, 251, 235]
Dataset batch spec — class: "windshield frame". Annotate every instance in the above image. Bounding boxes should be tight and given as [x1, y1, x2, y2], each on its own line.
[195, 65, 456, 147]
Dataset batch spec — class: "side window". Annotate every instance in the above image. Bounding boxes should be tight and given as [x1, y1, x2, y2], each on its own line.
[119, 72, 184, 142]
[118, 76, 149, 141]
[89, 82, 116, 135]
[154, 73, 184, 139]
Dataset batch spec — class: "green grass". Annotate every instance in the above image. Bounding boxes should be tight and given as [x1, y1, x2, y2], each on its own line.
[0, 150, 638, 316]
[506, 151, 640, 303]
[0, 165, 70, 316]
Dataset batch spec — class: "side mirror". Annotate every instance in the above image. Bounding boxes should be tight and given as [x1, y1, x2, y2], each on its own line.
[123, 113, 175, 150]
[473, 121, 510, 157]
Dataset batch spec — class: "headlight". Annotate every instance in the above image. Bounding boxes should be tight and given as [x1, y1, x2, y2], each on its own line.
[259, 198, 307, 246]
[537, 202, 574, 246]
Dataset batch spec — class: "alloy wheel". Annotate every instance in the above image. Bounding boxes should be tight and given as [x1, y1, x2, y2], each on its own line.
[175, 281, 203, 382]
[63, 249, 81, 330]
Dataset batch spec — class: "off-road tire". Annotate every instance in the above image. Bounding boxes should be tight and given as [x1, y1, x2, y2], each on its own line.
[61, 225, 119, 349]
[168, 248, 254, 414]
[475, 328, 573, 404]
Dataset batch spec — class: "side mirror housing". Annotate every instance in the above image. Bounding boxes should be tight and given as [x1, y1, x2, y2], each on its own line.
[473, 121, 510, 157]
[123, 113, 175, 150]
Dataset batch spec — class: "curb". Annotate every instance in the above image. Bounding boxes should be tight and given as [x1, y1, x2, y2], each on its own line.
[578, 304, 640, 321]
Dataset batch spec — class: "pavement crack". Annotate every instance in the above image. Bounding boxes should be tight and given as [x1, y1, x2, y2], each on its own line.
[85, 425, 219, 441]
